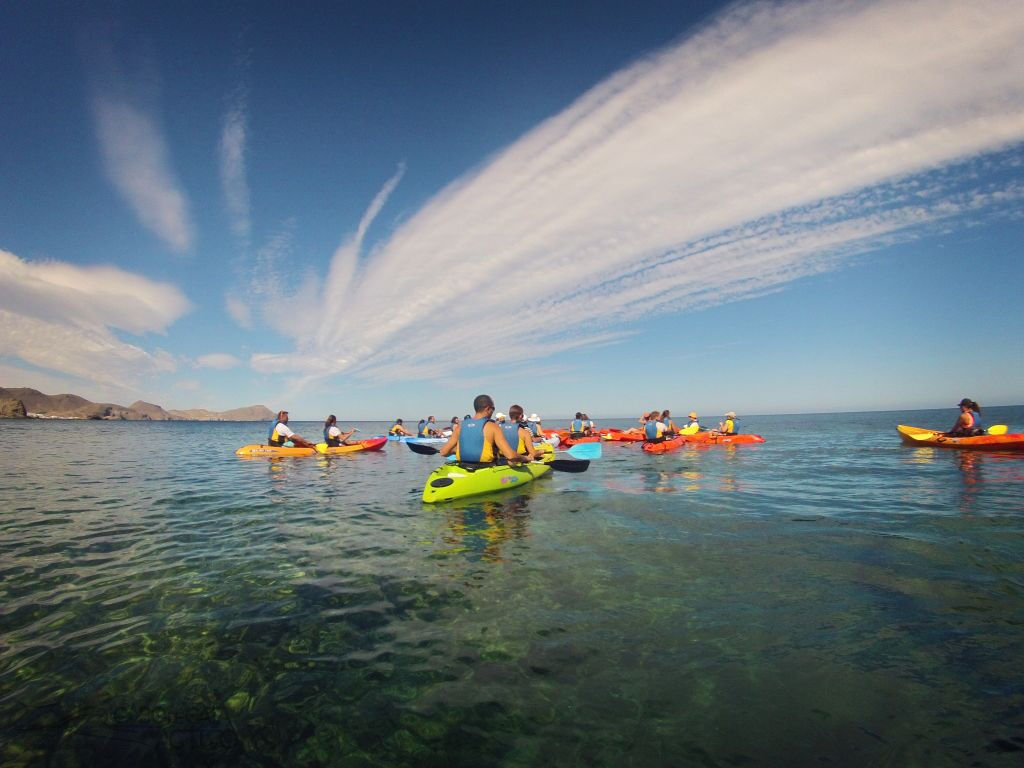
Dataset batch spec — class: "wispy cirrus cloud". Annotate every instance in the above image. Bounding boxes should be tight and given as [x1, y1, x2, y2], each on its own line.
[220, 87, 251, 241]
[253, 0, 1024, 384]
[196, 353, 241, 370]
[86, 37, 194, 252]
[0, 249, 190, 390]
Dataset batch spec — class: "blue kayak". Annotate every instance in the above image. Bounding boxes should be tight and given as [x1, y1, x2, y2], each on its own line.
[387, 435, 448, 444]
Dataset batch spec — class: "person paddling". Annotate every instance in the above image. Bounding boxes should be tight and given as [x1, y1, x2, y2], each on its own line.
[440, 394, 529, 465]
[389, 418, 413, 436]
[323, 415, 357, 446]
[682, 411, 701, 434]
[660, 410, 677, 436]
[644, 409, 668, 443]
[526, 413, 544, 440]
[568, 412, 588, 439]
[267, 410, 316, 449]
[948, 398, 984, 436]
[718, 412, 739, 435]
[500, 405, 540, 461]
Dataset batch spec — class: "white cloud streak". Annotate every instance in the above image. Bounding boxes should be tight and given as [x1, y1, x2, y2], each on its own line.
[220, 89, 251, 240]
[92, 95, 194, 252]
[257, 0, 1024, 383]
[0, 250, 190, 389]
[196, 353, 241, 370]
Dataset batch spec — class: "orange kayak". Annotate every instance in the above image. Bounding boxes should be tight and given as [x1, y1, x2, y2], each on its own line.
[602, 430, 645, 442]
[678, 432, 765, 445]
[642, 436, 686, 453]
[896, 425, 1024, 451]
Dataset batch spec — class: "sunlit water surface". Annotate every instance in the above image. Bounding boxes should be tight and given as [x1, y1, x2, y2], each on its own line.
[2, 408, 1024, 767]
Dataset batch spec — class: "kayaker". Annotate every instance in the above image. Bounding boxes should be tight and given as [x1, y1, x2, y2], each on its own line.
[323, 414, 357, 446]
[661, 410, 677, 436]
[583, 413, 596, 433]
[718, 412, 739, 434]
[442, 416, 460, 438]
[682, 411, 702, 434]
[389, 419, 412, 436]
[419, 416, 441, 437]
[267, 411, 316, 449]
[644, 410, 667, 443]
[527, 413, 544, 439]
[569, 412, 588, 439]
[500, 405, 540, 460]
[440, 394, 529, 465]
[948, 399, 984, 437]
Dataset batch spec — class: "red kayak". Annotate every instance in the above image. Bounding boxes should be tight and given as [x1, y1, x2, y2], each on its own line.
[642, 435, 686, 453]
[562, 435, 601, 446]
[679, 432, 765, 445]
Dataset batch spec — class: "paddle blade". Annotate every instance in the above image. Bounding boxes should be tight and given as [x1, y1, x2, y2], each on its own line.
[987, 424, 1008, 435]
[566, 442, 602, 460]
[314, 443, 328, 454]
[547, 459, 590, 473]
[407, 442, 440, 456]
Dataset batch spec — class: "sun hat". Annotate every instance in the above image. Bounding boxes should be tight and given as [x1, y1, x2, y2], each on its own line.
[494, 412, 506, 421]
[688, 411, 698, 418]
[528, 413, 540, 422]
[724, 411, 736, 418]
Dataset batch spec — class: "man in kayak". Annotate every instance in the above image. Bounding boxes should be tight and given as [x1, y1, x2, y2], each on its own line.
[568, 412, 590, 439]
[501, 405, 540, 461]
[390, 419, 413, 436]
[267, 411, 316, 449]
[419, 416, 442, 437]
[682, 411, 702, 434]
[644, 410, 668, 443]
[323, 415, 357, 446]
[948, 399, 985, 436]
[440, 394, 529, 465]
[718, 412, 739, 435]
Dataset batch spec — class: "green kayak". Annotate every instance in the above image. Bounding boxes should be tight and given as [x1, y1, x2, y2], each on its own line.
[422, 461, 552, 503]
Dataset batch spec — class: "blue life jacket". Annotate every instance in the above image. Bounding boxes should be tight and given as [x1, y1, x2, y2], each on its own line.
[530, 422, 543, 438]
[644, 421, 662, 440]
[501, 421, 525, 453]
[458, 417, 494, 463]
[971, 411, 984, 432]
[323, 426, 330, 443]
[418, 420, 428, 437]
[570, 419, 584, 434]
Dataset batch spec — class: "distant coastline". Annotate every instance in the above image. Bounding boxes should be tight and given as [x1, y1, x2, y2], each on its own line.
[0, 387, 274, 422]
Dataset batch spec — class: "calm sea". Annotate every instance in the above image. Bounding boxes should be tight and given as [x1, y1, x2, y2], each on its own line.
[2, 407, 1023, 767]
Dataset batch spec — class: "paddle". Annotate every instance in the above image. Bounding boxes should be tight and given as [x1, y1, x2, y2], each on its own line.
[314, 428, 361, 453]
[406, 441, 590, 472]
[904, 424, 1008, 440]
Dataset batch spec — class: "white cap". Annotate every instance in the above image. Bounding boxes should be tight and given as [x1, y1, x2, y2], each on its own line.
[494, 412, 506, 421]
[528, 413, 540, 422]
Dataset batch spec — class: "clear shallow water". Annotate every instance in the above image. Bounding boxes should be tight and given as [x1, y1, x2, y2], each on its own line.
[2, 408, 1023, 767]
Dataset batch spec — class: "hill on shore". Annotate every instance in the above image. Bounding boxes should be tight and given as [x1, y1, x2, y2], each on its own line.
[0, 387, 274, 421]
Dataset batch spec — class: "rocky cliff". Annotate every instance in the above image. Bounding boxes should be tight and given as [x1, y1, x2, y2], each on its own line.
[0, 398, 27, 418]
[0, 387, 274, 421]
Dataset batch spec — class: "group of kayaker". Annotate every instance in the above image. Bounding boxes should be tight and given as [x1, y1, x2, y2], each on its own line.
[568, 412, 596, 438]
[629, 409, 740, 443]
[266, 411, 359, 449]
[440, 394, 548, 464]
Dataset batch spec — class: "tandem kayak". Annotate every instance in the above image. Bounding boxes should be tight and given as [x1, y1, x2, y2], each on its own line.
[642, 432, 766, 453]
[236, 437, 388, 457]
[422, 461, 552, 503]
[896, 425, 1024, 452]
[602, 430, 645, 442]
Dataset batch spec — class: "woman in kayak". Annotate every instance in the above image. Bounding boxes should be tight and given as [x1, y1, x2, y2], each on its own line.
[527, 413, 544, 439]
[267, 410, 316, 449]
[718, 412, 738, 435]
[948, 399, 985, 436]
[660, 410, 677, 436]
[323, 415, 357, 446]
[440, 394, 528, 465]
[389, 419, 412, 436]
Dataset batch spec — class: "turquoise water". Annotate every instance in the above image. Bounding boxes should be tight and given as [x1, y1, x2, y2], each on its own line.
[2, 408, 1023, 766]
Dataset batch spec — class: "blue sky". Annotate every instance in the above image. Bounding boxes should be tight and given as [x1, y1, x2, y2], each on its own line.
[2, 0, 1022, 420]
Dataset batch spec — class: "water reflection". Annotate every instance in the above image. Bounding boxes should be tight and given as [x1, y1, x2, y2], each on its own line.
[438, 495, 533, 563]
